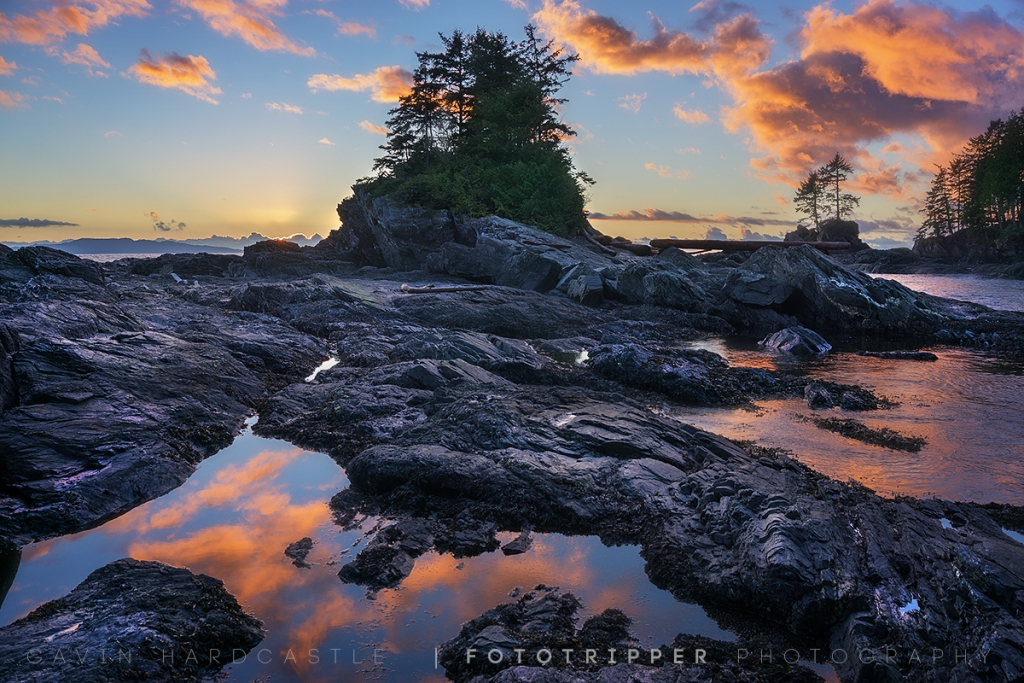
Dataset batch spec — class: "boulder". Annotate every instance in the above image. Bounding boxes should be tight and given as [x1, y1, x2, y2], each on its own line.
[727, 245, 941, 334]
[284, 536, 314, 567]
[617, 262, 706, 312]
[566, 274, 604, 306]
[759, 326, 832, 355]
[0, 559, 263, 682]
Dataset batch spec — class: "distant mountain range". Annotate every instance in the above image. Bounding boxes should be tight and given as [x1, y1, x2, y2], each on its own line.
[3, 232, 324, 255]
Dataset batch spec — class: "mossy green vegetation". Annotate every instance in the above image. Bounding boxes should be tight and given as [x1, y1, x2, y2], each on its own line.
[352, 26, 593, 237]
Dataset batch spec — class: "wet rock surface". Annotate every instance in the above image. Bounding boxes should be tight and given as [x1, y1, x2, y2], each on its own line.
[3, 219, 1024, 683]
[438, 587, 823, 683]
[285, 537, 315, 567]
[760, 326, 832, 356]
[0, 250, 325, 547]
[0, 558, 263, 682]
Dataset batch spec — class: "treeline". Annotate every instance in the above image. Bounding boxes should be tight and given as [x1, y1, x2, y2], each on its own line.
[918, 111, 1024, 248]
[354, 26, 592, 236]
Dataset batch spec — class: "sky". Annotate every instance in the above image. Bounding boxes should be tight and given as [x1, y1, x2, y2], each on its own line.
[2, 0, 1023, 247]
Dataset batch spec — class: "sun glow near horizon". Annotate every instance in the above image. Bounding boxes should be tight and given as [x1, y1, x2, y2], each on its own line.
[2, 0, 1023, 248]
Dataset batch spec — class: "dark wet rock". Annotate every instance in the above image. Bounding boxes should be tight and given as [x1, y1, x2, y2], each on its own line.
[726, 245, 942, 334]
[656, 245, 701, 269]
[0, 243, 11, 257]
[393, 287, 614, 340]
[617, 262, 707, 312]
[0, 558, 262, 683]
[856, 350, 938, 361]
[804, 415, 926, 452]
[438, 588, 823, 683]
[293, 374, 1024, 683]
[531, 337, 598, 363]
[285, 537, 314, 567]
[759, 326, 831, 356]
[126, 252, 243, 278]
[0, 323, 20, 415]
[586, 343, 823, 407]
[566, 275, 604, 307]
[0, 260, 325, 548]
[0, 331, 265, 545]
[501, 531, 533, 555]
[2, 246, 104, 286]
[338, 518, 436, 589]
[332, 193, 455, 270]
[390, 329, 549, 381]
[803, 380, 887, 411]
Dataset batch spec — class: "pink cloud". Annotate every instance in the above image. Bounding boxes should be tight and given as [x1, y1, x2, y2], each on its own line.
[0, 89, 29, 108]
[128, 49, 221, 104]
[60, 43, 110, 77]
[177, 0, 315, 56]
[307, 65, 413, 103]
[0, 0, 150, 45]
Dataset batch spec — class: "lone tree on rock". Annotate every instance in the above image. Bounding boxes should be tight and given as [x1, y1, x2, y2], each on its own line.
[794, 153, 860, 229]
[358, 25, 593, 237]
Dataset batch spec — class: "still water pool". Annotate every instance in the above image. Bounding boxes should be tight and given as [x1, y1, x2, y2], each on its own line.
[0, 421, 732, 682]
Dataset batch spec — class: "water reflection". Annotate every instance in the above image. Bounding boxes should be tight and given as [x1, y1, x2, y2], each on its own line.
[0, 424, 732, 682]
[679, 341, 1024, 505]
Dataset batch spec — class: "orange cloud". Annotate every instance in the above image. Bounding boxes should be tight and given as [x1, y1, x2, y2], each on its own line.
[317, 137, 334, 145]
[266, 101, 303, 114]
[310, 10, 376, 39]
[645, 162, 692, 180]
[532, 0, 770, 77]
[307, 65, 412, 103]
[128, 49, 221, 104]
[0, 88, 28, 108]
[60, 42, 110, 77]
[536, 0, 1024, 193]
[359, 120, 387, 135]
[399, 0, 430, 9]
[0, 56, 15, 75]
[673, 105, 709, 123]
[0, 0, 150, 45]
[177, 0, 315, 56]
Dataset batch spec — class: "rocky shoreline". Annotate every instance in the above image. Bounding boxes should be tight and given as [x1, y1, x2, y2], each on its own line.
[2, 201, 1024, 682]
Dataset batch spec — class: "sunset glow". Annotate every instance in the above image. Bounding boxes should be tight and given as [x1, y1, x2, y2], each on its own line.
[2, 0, 1022, 248]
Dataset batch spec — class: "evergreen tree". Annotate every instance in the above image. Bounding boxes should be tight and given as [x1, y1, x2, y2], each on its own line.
[361, 25, 590, 236]
[820, 152, 860, 221]
[916, 109, 1023, 251]
[793, 169, 825, 229]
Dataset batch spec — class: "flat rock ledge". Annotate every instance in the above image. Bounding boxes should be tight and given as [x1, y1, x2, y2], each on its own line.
[0, 558, 263, 683]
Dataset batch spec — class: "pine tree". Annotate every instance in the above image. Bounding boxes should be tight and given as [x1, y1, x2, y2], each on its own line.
[819, 152, 860, 221]
[793, 169, 825, 229]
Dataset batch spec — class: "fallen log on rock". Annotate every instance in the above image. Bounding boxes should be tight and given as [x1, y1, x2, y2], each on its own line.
[650, 239, 851, 253]
[400, 283, 491, 294]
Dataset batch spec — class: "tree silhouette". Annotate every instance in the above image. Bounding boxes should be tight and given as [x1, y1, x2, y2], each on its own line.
[363, 25, 590, 236]
[820, 152, 860, 221]
[793, 169, 825, 228]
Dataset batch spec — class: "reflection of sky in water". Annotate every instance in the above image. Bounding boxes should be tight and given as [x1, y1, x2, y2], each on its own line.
[680, 341, 1024, 505]
[871, 273, 1024, 313]
[0, 425, 733, 682]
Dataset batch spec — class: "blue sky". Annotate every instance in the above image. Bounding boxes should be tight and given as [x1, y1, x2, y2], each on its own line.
[2, 0, 1023, 247]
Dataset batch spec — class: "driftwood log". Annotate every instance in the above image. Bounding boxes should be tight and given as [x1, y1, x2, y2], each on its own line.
[649, 239, 850, 253]
[400, 283, 491, 294]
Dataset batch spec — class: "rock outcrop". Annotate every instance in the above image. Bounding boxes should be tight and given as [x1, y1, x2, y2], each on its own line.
[438, 587, 823, 683]
[0, 559, 262, 682]
[0, 250, 326, 547]
[725, 245, 942, 334]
